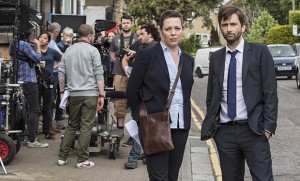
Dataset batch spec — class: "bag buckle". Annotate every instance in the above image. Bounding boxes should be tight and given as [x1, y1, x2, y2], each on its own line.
[170, 90, 175, 95]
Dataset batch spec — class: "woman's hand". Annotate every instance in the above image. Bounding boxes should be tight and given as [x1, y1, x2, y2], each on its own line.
[30, 39, 40, 45]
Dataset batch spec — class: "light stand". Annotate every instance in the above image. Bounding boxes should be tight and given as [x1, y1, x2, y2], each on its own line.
[11, 0, 21, 84]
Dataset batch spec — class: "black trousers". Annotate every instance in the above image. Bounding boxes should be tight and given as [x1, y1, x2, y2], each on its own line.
[52, 72, 63, 120]
[145, 129, 189, 181]
[214, 124, 274, 181]
[38, 84, 53, 134]
[22, 82, 39, 142]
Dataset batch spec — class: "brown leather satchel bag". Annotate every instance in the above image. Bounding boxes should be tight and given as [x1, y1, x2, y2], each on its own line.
[139, 63, 182, 155]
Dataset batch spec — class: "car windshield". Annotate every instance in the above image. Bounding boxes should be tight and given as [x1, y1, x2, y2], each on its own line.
[268, 46, 296, 57]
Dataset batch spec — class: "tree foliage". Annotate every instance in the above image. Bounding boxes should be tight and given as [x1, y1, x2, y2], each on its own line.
[179, 34, 201, 56]
[125, 0, 222, 28]
[246, 11, 278, 44]
[289, 10, 300, 25]
[232, 0, 263, 28]
[233, 0, 300, 25]
[210, 25, 220, 46]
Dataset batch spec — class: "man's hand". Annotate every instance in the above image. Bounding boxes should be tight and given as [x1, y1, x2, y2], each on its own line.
[265, 131, 271, 140]
[30, 39, 40, 45]
[97, 97, 104, 111]
[123, 48, 136, 58]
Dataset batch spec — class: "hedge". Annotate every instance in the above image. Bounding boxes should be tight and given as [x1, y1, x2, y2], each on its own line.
[265, 24, 300, 44]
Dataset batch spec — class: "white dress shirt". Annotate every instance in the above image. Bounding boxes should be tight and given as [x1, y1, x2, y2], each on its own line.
[220, 38, 248, 123]
[160, 42, 184, 129]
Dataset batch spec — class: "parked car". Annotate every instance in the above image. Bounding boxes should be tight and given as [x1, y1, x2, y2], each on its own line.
[194, 47, 221, 78]
[292, 43, 300, 88]
[267, 44, 297, 79]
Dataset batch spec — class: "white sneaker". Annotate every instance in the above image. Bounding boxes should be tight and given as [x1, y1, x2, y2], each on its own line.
[27, 139, 49, 148]
[77, 160, 95, 168]
[57, 159, 67, 166]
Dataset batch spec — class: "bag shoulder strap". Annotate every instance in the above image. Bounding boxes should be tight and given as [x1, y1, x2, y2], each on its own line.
[128, 33, 134, 46]
[165, 62, 183, 111]
[120, 33, 124, 48]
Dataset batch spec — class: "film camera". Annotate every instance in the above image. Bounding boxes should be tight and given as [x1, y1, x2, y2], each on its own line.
[93, 20, 117, 87]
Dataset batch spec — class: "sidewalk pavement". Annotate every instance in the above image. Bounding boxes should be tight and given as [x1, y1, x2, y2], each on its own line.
[2, 110, 216, 181]
[180, 125, 216, 181]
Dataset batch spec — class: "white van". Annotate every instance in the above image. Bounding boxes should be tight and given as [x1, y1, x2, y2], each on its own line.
[194, 47, 222, 78]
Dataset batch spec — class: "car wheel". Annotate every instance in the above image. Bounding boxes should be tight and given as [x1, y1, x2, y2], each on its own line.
[296, 72, 300, 89]
[196, 68, 203, 78]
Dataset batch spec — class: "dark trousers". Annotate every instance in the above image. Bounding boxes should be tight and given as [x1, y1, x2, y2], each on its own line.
[214, 124, 273, 181]
[52, 72, 63, 120]
[22, 82, 39, 142]
[145, 129, 189, 181]
[38, 84, 53, 134]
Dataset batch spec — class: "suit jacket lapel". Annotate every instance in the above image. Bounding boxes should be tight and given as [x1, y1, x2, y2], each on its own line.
[242, 41, 251, 82]
[155, 43, 170, 80]
[218, 48, 226, 88]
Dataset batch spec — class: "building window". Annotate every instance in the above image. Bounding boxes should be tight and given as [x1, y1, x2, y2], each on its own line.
[62, 0, 72, 14]
[201, 34, 209, 45]
[188, 33, 209, 45]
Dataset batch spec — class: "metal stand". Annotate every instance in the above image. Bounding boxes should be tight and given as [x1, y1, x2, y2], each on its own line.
[0, 156, 7, 175]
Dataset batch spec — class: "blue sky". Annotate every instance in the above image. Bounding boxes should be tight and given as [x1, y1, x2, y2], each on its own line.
[223, 0, 230, 4]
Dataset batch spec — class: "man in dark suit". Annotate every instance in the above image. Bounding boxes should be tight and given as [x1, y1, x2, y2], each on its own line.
[201, 6, 278, 181]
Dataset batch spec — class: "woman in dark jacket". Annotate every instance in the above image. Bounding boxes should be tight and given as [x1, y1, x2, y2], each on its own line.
[126, 10, 194, 181]
[38, 32, 62, 139]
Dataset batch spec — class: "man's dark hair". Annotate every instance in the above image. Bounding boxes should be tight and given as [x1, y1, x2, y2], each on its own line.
[140, 23, 161, 42]
[218, 5, 246, 26]
[95, 32, 102, 39]
[159, 10, 183, 29]
[78, 24, 94, 38]
[19, 28, 33, 41]
[121, 14, 132, 22]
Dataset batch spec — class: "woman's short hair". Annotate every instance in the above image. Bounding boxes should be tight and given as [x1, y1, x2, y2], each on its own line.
[38, 31, 51, 42]
[159, 10, 183, 29]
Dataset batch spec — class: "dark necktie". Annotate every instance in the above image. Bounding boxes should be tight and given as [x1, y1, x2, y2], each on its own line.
[227, 50, 238, 120]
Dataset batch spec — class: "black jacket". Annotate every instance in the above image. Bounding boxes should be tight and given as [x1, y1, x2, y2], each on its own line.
[126, 43, 194, 130]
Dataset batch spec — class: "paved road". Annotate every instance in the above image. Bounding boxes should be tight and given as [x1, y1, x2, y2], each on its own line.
[1, 78, 215, 181]
[2, 75, 299, 181]
[192, 76, 300, 181]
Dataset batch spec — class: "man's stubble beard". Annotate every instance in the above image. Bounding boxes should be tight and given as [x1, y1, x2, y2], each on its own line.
[224, 32, 242, 47]
[122, 28, 131, 33]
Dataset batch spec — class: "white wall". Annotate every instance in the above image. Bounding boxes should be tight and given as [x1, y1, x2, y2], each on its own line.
[84, 6, 106, 27]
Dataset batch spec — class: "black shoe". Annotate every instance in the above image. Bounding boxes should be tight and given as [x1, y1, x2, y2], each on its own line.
[45, 132, 55, 140]
[122, 139, 132, 147]
[124, 160, 138, 169]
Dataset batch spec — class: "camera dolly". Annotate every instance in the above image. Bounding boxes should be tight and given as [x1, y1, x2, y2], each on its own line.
[0, 62, 27, 168]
